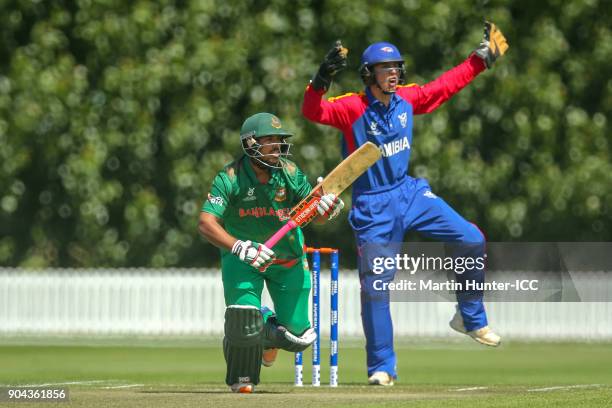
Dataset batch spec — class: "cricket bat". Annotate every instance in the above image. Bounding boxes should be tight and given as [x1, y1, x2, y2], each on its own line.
[264, 141, 381, 249]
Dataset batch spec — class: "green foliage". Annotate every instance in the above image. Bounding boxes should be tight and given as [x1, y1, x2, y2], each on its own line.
[0, 0, 610, 267]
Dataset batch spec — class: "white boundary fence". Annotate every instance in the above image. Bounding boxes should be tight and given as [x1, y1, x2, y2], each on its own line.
[1, 269, 611, 340]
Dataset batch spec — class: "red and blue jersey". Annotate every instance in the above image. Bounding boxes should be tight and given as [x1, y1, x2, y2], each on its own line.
[302, 54, 486, 194]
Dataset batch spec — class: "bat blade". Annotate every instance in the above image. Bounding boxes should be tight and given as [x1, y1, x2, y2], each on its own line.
[289, 141, 381, 225]
[263, 142, 381, 250]
[317, 141, 381, 197]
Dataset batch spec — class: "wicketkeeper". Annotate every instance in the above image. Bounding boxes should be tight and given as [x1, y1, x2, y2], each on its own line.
[302, 22, 508, 385]
[199, 112, 344, 393]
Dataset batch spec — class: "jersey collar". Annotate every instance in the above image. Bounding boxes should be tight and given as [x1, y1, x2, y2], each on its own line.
[365, 87, 399, 111]
[243, 156, 279, 185]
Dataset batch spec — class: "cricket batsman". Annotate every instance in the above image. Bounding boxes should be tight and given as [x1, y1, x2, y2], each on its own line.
[302, 22, 509, 385]
[199, 113, 344, 393]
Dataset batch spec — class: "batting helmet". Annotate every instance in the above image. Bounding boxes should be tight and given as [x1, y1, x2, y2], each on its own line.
[359, 42, 406, 86]
[240, 112, 293, 169]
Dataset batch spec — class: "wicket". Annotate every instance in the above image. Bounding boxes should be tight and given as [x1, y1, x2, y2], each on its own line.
[295, 247, 339, 387]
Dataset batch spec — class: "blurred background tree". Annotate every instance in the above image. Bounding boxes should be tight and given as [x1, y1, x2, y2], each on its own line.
[0, 0, 610, 268]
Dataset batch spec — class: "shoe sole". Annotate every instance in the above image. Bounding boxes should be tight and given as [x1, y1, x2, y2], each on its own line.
[450, 320, 501, 347]
[368, 381, 394, 386]
[368, 374, 395, 386]
[232, 386, 254, 394]
[471, 336, 501, 347]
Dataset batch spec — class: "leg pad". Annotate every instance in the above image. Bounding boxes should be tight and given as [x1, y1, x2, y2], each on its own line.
[223, 305, 263, 386]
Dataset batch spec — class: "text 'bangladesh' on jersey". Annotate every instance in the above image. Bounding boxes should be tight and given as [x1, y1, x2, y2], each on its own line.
[202, 156, 312, 260]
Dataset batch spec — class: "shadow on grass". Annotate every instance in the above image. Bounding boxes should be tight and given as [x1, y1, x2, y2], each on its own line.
[140, 389, 288, 395]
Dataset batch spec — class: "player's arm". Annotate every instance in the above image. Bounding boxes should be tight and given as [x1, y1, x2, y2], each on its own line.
[198, 212, 236, 251]
[310, 40, 348, 93]
[200, 173, 275, 269]
[302, 41, 352, 129]
[198, 211, 274, 269]
[263, 143, 379, 250]
[200, 172, 234, 249]
[398, 21, 508, 114]
[398, 56, 485, 114]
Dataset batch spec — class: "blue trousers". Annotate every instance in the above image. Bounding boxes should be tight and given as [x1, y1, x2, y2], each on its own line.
[349, 177, 487, 378]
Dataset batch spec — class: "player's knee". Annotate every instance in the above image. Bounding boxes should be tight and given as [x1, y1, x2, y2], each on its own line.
[262, 317, 315, 352]
[360, 272, 392, 300]
[225, 285, 261, 307]
[282, 327, 317, 352]
[461, 223, 486, 245]
[224, 305, 263, 346]
[283, 320, 309, 337]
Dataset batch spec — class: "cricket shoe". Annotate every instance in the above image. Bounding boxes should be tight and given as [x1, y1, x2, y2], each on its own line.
[230, 383, 254, 393]
[449, 306, 501, 347]
[368, 371, 394, 386]
[262, 348, 279, 367]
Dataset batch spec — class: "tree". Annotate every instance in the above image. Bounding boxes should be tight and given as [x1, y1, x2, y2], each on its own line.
[0, 0, 609, 268]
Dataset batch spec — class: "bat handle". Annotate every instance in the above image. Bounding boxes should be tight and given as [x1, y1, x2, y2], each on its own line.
[264, 220, 298, 249]
[258, 220, 299, 273]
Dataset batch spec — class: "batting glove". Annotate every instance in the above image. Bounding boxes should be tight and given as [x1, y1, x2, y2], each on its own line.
[317, 193, 344, 221]
[474, 21, 509, 68]
[231, 240, 275, 269]
[311, 40, 349, 91]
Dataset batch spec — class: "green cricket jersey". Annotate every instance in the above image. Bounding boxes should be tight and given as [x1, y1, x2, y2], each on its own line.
[202, 155, 312, 260]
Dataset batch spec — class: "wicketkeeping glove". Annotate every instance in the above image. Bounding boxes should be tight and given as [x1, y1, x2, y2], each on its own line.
[317, 193, 345, 221]
[311, 40, 349, 92]
[231, 240, 275, 269]
[474, 21, 509, 68]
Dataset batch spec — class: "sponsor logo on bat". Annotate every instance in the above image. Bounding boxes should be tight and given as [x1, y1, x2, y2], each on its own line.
[294, 199, 320, 225]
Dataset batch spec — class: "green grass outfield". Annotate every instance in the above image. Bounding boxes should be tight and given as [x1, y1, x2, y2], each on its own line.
[1, 338, 611, 407]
